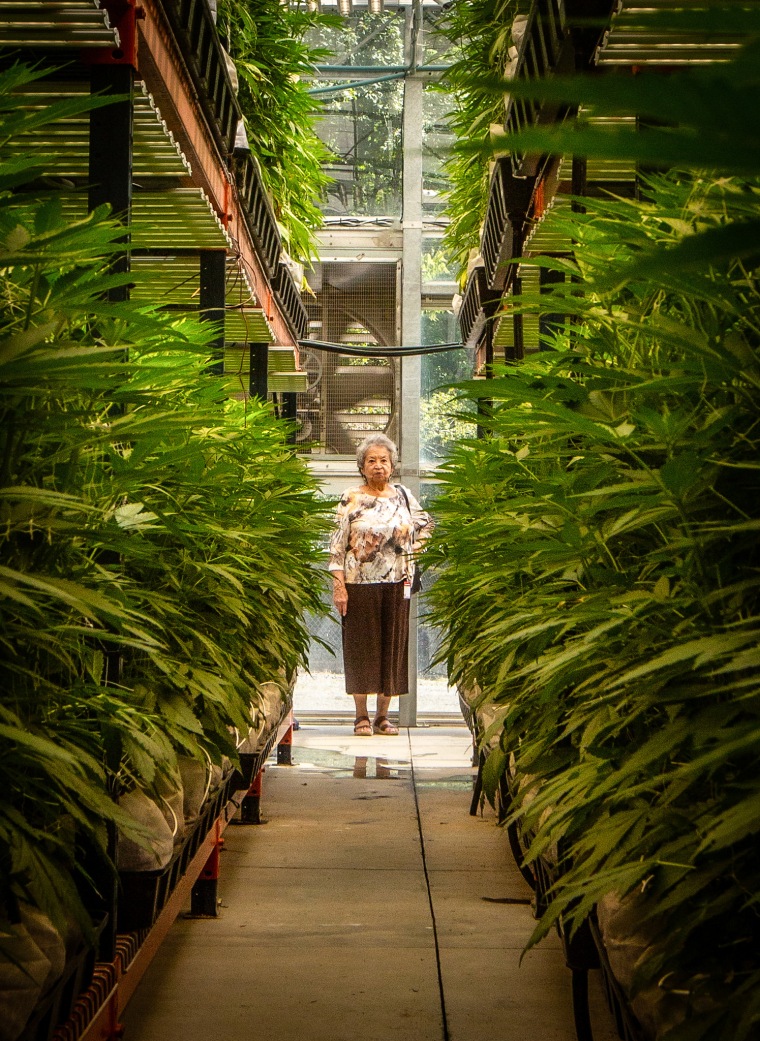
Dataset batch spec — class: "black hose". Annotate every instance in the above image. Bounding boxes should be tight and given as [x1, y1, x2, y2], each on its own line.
[298, 338, 467, 358]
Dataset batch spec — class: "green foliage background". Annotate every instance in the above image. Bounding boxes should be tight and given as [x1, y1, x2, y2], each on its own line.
[308, 11, 406, 218]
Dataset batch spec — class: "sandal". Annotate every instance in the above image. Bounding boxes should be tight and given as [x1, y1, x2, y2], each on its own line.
[353, 716, 373, 737]
[373, 716, 399, 736]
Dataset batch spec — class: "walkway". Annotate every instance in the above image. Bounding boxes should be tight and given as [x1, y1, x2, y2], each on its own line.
[122, 725, 616, 1041]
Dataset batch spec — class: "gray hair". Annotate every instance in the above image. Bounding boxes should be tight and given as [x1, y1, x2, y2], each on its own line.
[356, 433, 399, 474]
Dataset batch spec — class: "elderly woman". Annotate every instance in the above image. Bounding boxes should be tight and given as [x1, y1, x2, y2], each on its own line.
[329, 434, 434, 736]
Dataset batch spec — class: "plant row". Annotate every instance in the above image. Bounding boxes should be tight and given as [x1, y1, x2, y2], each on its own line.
[429, 10, 760, 1039]
[0, 64, 328, 947]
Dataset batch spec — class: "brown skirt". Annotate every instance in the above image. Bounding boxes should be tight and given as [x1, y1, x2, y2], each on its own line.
[341, 581, 410, 696]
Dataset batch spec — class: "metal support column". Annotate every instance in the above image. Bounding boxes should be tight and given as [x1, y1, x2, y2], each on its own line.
[276, 724, 294, 765]
[539, 266, 566, 348]
[398, 12, 424, 727]
[88, 64, 133, 311]
[199, 250, 226, 375]
[240, 768, 265, 825]
[87, 64, 134, 965]
[189, 820, 223, 917]
[476, 321, 494, 439]
[281, 392, 298, 444]
[249, 342, 269, 399]
[512, 276, 524, 360]
[88, 63, 133, 234]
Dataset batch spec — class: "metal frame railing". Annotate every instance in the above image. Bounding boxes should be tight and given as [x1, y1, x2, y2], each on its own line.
[274, 262, 309, 342]
[481, 157, 537, 291]
[459, 266, 501, 351]
[233, 152, 282, 279]
[167, 0, 239, 156]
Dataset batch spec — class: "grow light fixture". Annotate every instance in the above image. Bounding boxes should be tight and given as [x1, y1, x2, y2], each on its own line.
[368, 0, 384, 11]
[337, 0, 352, 15]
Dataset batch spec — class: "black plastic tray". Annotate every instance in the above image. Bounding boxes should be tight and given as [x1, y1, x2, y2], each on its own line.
[117, 777, 233, 933]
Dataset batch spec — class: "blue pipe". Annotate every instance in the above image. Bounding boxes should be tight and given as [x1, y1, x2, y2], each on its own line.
[314, 64, 450, 72]
[308, 71, 406, 95]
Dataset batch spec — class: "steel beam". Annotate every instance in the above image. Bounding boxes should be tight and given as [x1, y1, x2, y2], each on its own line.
[199, 250, 226, 375]
[398, 37, 424, 727]
[89, 64, 134, 304]
[249, 342, 269, 400]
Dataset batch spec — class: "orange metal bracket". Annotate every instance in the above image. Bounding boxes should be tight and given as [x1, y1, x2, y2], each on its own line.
[81, 0, 144, 66]
[198, 820, 224, 882]
[247, 767, 264, 800]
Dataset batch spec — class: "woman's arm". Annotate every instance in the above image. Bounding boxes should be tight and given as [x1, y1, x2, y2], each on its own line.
[328, 496, 351, 615]
[332, 569, 348, 617]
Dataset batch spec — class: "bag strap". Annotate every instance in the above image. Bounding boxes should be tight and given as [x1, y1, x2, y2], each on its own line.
[396, 484, 416, 570]
[396, 484, 414, 529]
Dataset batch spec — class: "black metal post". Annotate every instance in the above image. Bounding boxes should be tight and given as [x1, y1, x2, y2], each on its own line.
[569, 157, 588, 349]
[190, 877, 219, 917]
[248, 342, 269, 400]
[88, 64, 133, 302]
[87, 63, 134, 964]
[276, 726, 293, 765]
[512, 276, 524, 359]
[539, 266, 566, 349]
[571, 156, 588, 213]
[200, 250, 227, 376]
[281, 392, 298, 444]
[239, 769, 266, 825]
[88, 65, 133, 218]
[476, 321, 494, 439]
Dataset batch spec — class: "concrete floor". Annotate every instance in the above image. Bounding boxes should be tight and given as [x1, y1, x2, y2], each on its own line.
[122, 725, 618, 1041]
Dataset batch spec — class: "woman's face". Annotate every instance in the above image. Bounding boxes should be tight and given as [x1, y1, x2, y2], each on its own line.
[362, 445, 393, 486]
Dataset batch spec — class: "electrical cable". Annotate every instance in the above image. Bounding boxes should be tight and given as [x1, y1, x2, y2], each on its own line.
[299, 338, 467, 357]
[407, 728, 451, 1041]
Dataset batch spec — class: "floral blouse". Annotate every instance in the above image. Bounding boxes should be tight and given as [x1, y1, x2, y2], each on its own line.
[328, 485, 435, 585]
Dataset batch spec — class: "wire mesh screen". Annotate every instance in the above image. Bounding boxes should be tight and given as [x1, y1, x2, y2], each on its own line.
[420, 310, 476, 466]
[423, 84, 454, 219]
[298, 261, 400, 455]
[307, 11, 405, 218]
[316, 79, 404, 219]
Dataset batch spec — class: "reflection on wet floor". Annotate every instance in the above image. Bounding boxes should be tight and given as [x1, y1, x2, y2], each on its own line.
[290, 747, 413, 780]
[413, 776, 474, 790]
[353, 756, 394, 779]
[278, 733, 477, 790]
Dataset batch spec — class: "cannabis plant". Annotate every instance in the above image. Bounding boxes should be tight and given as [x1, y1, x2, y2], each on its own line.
[437, 0, 521, 281]
[0, 63, 328, 939]
[429, 7, 760, 1040]
[218, 0, 336, 264]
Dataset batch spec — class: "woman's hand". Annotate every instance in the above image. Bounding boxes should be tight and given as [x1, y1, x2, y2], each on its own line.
[333, 574, 348, 617]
